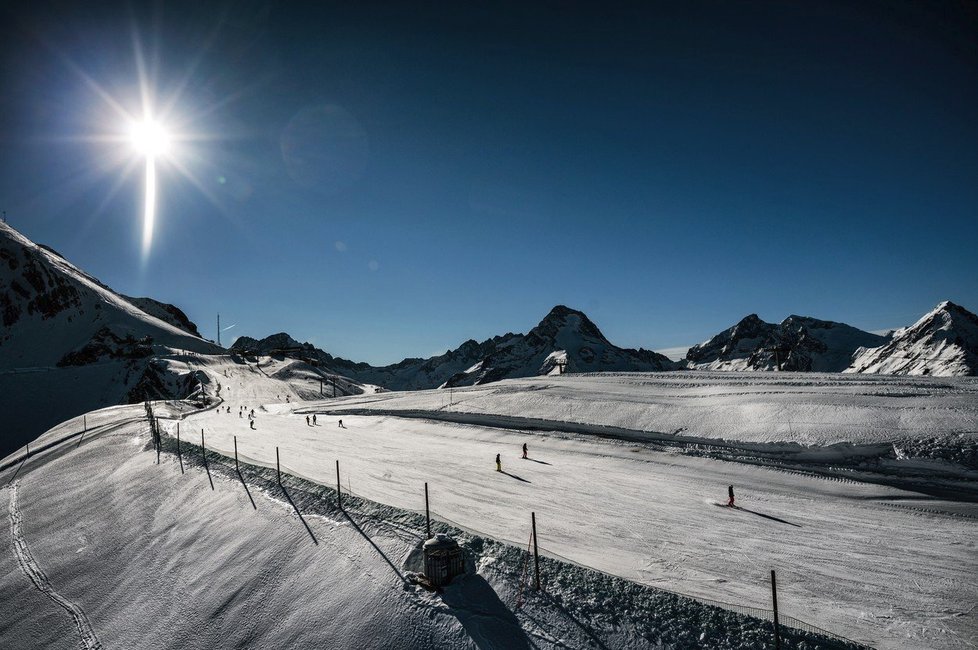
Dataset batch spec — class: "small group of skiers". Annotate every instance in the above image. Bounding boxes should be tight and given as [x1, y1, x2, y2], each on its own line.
[236, 406, 257, 429]
[495, 443, 530, 472]
[305, 414, 318, 426]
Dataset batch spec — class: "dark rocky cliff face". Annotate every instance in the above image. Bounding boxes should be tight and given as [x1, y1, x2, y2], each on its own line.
[1, 239, 83, 329]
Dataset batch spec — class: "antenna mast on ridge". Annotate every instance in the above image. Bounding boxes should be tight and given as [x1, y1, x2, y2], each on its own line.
[217, 313, 221, 347]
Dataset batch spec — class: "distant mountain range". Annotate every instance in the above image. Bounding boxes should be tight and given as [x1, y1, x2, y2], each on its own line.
[232, 305, 677, 390]
[3, 220, 977, 455]
[237, 301, 978, 386]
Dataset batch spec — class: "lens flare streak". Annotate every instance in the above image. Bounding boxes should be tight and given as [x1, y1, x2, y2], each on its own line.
[141, 156, 156, 258]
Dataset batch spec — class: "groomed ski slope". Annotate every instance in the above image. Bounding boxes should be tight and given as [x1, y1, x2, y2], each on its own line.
[172, 359, 978, 649]
[1, 403, 862, 650]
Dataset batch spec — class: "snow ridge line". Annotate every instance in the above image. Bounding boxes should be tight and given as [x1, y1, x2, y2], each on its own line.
[7, 483, 102, 650]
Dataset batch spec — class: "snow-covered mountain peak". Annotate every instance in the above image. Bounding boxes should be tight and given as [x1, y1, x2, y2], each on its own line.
[0, 222, 223, 455]
[0, 222, 220, 367]
[846, 301, 978, 376]
[525, 305, 609, 347]
[687, 312, 886, 372]
[232, 332, 306, 353]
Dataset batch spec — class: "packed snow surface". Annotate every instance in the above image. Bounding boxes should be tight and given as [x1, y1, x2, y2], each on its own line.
[4, 358, 976, 649]
[144, 359, 978, 649]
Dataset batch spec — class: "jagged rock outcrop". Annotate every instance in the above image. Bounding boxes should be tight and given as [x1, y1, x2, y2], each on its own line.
[123, 297, 202, 337]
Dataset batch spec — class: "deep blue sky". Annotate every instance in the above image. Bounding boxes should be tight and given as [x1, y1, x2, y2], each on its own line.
[1, 1, 976, 363]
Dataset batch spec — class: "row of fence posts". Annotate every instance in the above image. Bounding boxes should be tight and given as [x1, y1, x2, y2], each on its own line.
[160, 419, 784, 647]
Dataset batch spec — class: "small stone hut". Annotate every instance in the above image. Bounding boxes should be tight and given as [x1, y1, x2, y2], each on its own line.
[423, 534, 465, 586]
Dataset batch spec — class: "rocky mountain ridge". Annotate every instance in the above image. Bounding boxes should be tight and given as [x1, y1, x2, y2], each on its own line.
[686, 314, 889, 372]
[232, 305, 677, 390]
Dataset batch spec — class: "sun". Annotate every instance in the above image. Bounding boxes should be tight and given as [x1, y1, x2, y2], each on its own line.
[129, 119, 171, 158]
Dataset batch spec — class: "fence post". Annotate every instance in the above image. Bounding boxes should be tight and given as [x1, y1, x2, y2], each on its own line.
[83, 415, 86, 432]
[424, 482, 431, 538]
[336, 460, 342, 510]
[25, 442, 30, 458]
[276, 446, 281, 484]
[201, 429, 206, 466]
[532, 512, 541, 591]
[771, 569, 781, 650]
[234, 436, 239, 473]
[176, 426, 184, 474]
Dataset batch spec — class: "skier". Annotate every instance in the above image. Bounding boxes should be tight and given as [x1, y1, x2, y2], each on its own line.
[495, 453, 502, 472]
[312, 414, 317, 425]
[250, 409, 255, 418]
[250, 419, 256, 430]
[522, 443, 528, 459]
[338, 419, 344, 428]
[239, 410, 242, 418]
[306, 415, 310, 426]
[727, 485, 735, 507]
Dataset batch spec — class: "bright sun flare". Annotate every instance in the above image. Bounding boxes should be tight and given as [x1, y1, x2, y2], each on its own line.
[129, 119, 171, 157]
[127, 119, 172, 258]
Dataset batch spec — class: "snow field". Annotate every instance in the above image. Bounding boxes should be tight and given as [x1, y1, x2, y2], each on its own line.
[1, 415, 859, 649]
[179, 404, 977, 649]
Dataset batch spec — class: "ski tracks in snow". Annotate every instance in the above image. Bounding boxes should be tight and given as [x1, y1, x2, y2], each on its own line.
[6, 482, 102, 650]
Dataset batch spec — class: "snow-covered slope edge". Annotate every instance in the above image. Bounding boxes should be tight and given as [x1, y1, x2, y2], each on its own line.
[0, 221, 220, 367]
[846, 301, 978, 376]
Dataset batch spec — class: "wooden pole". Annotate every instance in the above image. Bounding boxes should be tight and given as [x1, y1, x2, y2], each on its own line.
[276, 446, 281, 484]
[771, 570, 781, 650]
[83, 415, 86, 431]
[25, 442, 30, 458]
[234, 436, 239, 472]
[201, 429, 206, 466]
[336, 460, 342, 510]
[176, 427, 184, 474]
[532, 512, 541, 590]
[425, 482, 431, 538]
